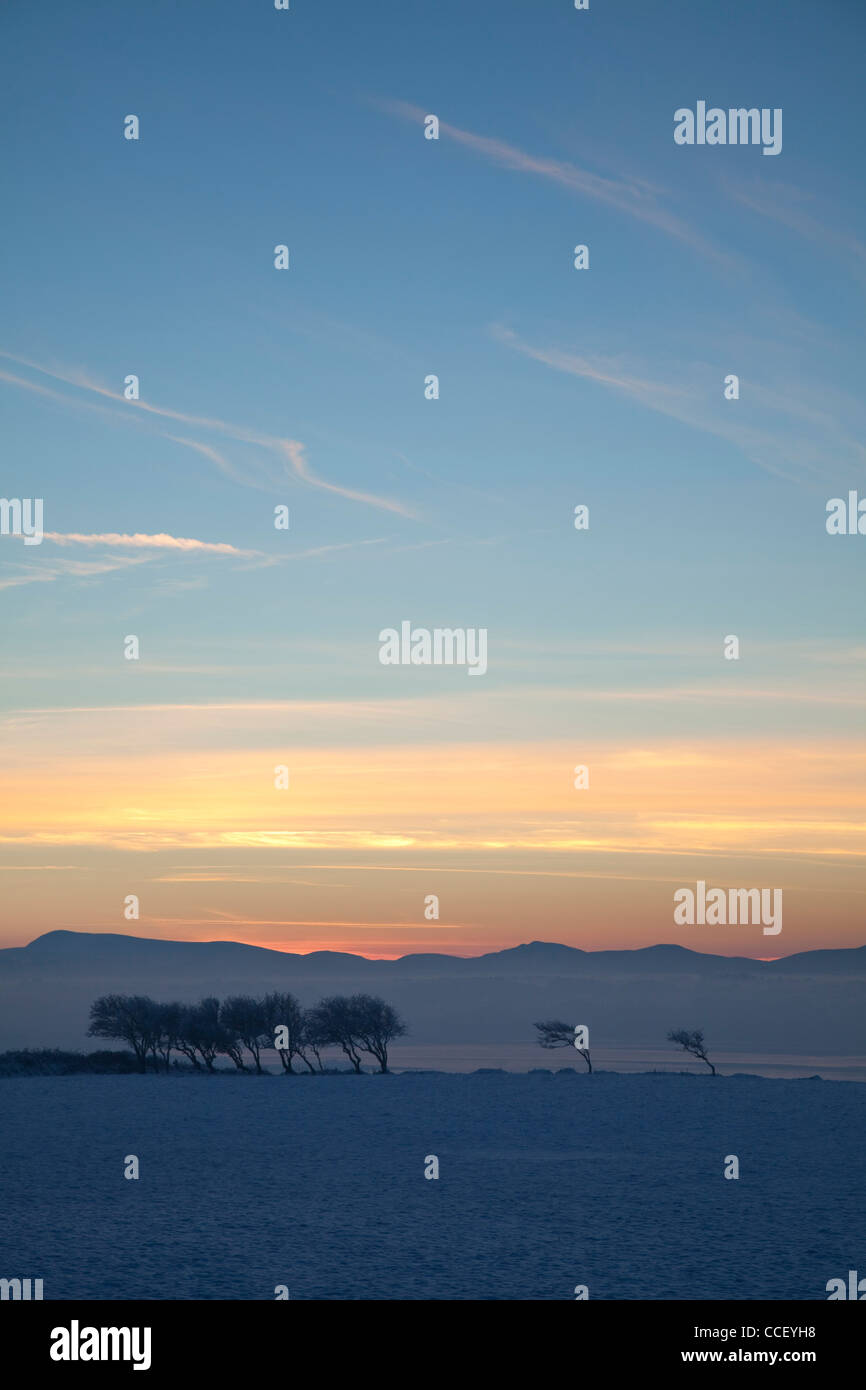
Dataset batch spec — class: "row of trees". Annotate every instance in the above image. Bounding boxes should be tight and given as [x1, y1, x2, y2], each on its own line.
[533, 1021, 717, 1075]
[88, 993, 407, 1075]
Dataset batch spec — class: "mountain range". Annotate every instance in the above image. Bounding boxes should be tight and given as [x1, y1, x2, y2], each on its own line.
[0, 931, 863, 1053]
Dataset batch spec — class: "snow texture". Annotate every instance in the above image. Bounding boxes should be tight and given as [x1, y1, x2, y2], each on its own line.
[1, 1071, 862, 1300]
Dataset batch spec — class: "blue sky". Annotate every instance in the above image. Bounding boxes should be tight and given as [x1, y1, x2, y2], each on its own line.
[1, 0, 863, 955]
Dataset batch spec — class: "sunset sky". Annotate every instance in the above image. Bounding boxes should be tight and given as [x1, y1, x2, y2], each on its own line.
[1, 0, 863, 958]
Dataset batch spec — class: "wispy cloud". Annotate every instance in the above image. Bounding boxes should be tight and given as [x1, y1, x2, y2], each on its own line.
[491, 325, 691, 407]
[1, 531, 394, 592]
[0, 365, 124, 423]
[44, 531, 254, 555]
[275, 439, 412, 516]
[0, 554, 150, 591]
[0, 864, 82, 872]
[241, 538, 389, 569]
[492, 325, 866, 485]
[725, 177, 866, 283]
[378, 98, 732, 267]
[164, 435, 260, 490]
[0, 350, 417, 519]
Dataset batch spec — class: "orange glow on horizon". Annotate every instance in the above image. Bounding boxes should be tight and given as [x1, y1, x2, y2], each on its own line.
[1, 731, 864, 958]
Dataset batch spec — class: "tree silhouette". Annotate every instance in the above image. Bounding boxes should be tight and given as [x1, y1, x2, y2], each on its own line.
[178, 998, 223, 1072]
[533, 1019, 592, 1072]
[88, 995, 157, 1073]
[152, 1001, 183, 1072]
[220, 996, 269, 1073]
[301, 1009, 329, 1072]
[352, 994, 407, 1073]
[667, 1028, 717, 1075]
[262, 991, 312, 1073]
[87, 990, 410, 1077]
[307, 996, 367, 1072]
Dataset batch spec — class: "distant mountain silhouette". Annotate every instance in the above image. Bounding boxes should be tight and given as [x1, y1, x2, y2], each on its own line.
[1, 931, 863, 1053]
[9, 930, 866, 972]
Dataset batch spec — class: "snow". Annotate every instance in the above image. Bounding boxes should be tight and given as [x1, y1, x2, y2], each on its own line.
[1, 1072, 862, 1300]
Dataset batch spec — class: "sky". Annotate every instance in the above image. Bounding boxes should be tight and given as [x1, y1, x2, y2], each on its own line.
[0, 0, 864, 958]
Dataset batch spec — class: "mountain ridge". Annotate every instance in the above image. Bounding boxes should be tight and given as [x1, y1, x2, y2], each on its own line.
[2, 930, 863, 1053]
[6, 929, 865, 972]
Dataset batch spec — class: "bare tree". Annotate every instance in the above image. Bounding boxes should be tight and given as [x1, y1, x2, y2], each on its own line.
[173, 1008, 203, 1070]
[307, 996, 367, 1072]
[533, 1019, 592, 1072]
[301, 1009, 328, 1072]
[178, 998, 223, 1072]
[91, 991, 409, 1078]
[88, 995, 157, 1074]
[352, 995, 407, 1073]
[667, 1028, 717, 1076]
[262, 991, 310, 1073]
[220, 996, 268, 1072]
[148, 1001, 184, 1072]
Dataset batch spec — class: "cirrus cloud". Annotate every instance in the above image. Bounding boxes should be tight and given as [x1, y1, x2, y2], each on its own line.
[44, 531, 254, 555]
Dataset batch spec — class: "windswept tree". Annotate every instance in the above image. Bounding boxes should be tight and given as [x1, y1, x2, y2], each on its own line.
[217, 1016, 247, 1071]
[173, 1008, 203, 1070]
[90, 991, 409, 1077]
[667, 1028, 717, 1076]
[307, 995, 367, 1072]
[262, 991, 310, 1074]
[352, 994, 407, 1073]
[177, 998, 224, 1072]
[220, 996, 268, 1073]
[151, 1001, 184, 1072]
[301, 1009, 328, 1073]
[533, 1019, 592, 1072]
[88, 995, 158, 1074]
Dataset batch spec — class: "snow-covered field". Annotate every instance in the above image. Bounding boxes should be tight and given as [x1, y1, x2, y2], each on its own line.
[2, 1072, 862, 1300]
